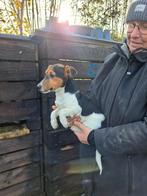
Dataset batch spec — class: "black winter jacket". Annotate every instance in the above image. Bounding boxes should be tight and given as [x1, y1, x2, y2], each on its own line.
[85, 44, 147, 196]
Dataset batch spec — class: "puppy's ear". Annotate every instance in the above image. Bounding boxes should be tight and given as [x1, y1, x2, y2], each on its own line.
[45, 65, 54, 75]
[64, 65, 78, 78]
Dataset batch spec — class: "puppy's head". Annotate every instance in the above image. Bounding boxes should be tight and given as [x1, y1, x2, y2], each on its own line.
[37, 64, 77, 93]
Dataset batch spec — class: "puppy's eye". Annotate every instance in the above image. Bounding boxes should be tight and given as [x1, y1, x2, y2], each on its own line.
[45, 73, 56, 79]
[45, 75, 50, 79]
[50, 73, 56, 78]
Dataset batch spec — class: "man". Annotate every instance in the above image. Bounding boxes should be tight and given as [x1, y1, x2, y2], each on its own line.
[70, 0, 147, 195]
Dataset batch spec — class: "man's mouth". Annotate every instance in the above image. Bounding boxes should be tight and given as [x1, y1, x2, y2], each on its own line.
[130, 42, 143, 50]
[130, 41, 143, 46]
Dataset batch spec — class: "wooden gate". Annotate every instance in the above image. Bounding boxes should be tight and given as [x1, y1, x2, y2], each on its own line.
[0, 30, 120, 196]
[34, 30, 118, 196]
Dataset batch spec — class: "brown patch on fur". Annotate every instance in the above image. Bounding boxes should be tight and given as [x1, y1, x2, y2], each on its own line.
[45, 64, 77, 79]
[64, 65, 72, 78]
[39, 63, 78, 92]
[42, 77, 64, 91]
[45, 64, 64, 74]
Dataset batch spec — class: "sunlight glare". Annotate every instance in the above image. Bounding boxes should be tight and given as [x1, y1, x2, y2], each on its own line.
[58, 4, 72, 24]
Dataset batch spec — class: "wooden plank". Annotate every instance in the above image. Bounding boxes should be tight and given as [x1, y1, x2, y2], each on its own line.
[35, 30, 118, 49]
[39, 60, 103, 79]
[44, 144, 79, 166]
[46, 157, 98, 181]
[45, 154, 98, 196]
[0, 33, 31, 41]
[0, 39, 38, 61]
[41, 94, 55, 131]
[27, 116, 41, 131]
[44, 143, 98, 196]
[34, 30, 119, 44]
[45, 142, 98, 180]
[45, 175, 84, 196]
[74, 79, 91, 92]
[44, 129, 79, 150]
[45, 40, 114, 62]
[0, 130, 41, 155]
[0, 61, 38, 81]
[0, 147, 41, 173]
[0, 178, 43, 196]
[0, 82, 39, 102]
[0, 99, 40, 124]
[37, 35, 116, 62]
[0, 163, 40, 190]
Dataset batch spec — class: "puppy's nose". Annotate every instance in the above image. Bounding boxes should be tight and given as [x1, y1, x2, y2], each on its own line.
[37, 83, 41, 89]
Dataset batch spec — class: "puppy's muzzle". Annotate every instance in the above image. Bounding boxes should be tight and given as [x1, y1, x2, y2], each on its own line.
[37, 82, 42, 91]
[37, 81, 53, 93]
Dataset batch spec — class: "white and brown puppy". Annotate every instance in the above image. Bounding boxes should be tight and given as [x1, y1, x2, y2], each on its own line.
[37, 63, 105, 174]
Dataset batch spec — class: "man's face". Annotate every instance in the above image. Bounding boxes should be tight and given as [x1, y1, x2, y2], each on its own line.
[126, 21, 147, 53]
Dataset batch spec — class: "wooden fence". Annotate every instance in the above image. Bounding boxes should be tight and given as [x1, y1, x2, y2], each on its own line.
[0, 31, 119, 196]
[0, 34, 43, 196]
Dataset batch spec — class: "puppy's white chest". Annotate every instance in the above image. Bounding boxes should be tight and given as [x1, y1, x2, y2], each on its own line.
[55, 93, 78, 108]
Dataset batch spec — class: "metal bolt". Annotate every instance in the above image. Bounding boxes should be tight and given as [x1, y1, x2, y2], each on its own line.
[19, 50, 23, 54]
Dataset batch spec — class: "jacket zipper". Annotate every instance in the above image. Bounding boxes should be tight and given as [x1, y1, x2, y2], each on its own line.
[107, 58, 129, 126]
[128, 155, 133, 193]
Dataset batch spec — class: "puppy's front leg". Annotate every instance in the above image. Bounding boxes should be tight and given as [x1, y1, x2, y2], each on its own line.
[50, 109, 59, 129]
[58, 109, 74, 128]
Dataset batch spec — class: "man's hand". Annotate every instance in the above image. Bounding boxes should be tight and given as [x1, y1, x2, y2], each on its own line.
[70, 119, 92, 145]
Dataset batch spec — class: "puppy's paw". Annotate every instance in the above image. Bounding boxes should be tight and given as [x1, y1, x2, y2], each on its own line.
[61, 119, 69, 128]
[51, 120, 59, 129]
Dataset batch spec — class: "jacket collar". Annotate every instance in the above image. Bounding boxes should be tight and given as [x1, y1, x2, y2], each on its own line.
[115, 43, 147, 63]
[132, 48, 147, 63]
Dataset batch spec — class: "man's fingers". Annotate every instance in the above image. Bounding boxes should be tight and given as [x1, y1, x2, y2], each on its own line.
[67, 116, 81, 127]
[71, 126, 81, 132]
[73, 120, 86, 130]
[74, 116, 81, 122]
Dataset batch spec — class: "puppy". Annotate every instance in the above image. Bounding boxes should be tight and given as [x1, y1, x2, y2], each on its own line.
[37, 63, 105, 174]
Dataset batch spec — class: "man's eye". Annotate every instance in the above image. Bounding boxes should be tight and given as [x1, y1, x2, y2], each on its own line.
[142, 24, 147, 29]
[128, 23, 135, 28]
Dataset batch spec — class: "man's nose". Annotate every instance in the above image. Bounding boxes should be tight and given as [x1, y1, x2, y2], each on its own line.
[131, 26, 140, 37]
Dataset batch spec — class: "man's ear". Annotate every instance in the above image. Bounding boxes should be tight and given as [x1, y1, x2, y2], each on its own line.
[64, 65, 78, 78]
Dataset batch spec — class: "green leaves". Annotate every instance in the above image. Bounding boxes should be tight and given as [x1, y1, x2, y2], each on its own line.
[72, 0, 129, 41]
